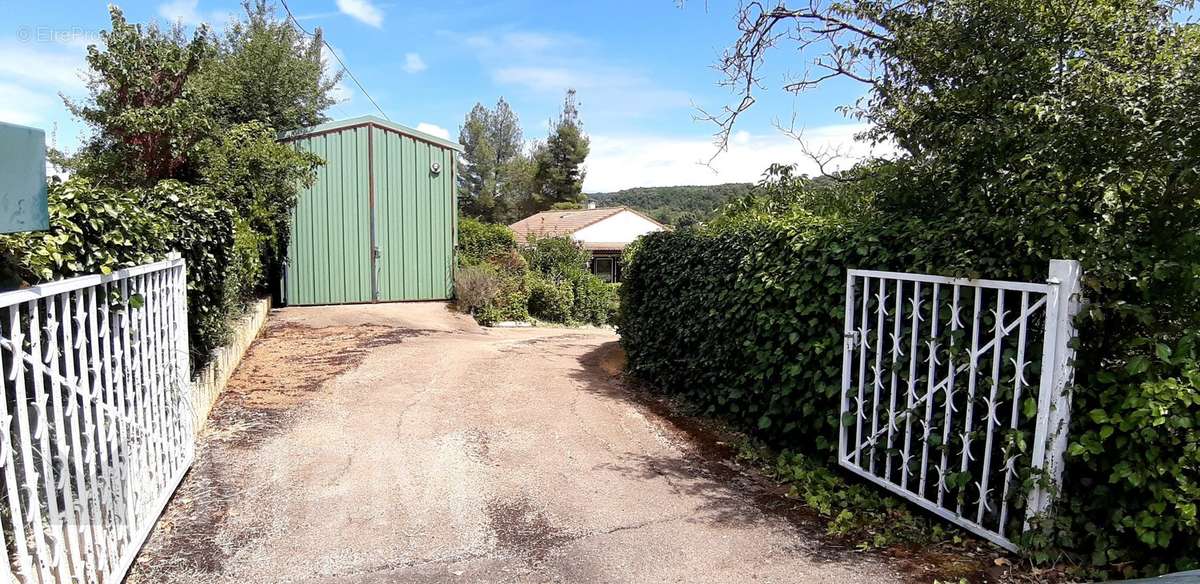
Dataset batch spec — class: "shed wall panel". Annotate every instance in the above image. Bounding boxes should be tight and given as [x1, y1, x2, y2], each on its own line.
[285, 127, 373, 305]
[374, 128, 454, 301]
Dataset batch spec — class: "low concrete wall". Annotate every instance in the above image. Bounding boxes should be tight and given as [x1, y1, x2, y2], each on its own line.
[191, 297, 270, 432]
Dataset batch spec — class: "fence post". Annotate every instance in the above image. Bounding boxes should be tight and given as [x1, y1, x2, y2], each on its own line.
[839, 271, 857, 462]
[1025, 259, 1082, 525]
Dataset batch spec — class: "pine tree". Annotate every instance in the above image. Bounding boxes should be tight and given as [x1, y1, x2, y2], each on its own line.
[457, 97, 531, 222]
[532, 89, 590, 212]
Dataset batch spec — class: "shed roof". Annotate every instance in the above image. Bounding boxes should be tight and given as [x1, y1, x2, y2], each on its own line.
[509, 207, 626, 244]
[279, 115, 464, 152]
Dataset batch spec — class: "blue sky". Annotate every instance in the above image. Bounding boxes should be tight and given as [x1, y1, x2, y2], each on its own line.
[0, 0, 882, 191]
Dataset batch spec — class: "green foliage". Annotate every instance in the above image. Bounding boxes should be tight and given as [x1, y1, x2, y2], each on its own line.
[527, 273, 574, 323]
[457, 98, 531, 223]
[588, 183, 754, 226]
[737, 443, 948, 548]
[457, 217, 517, 265]
[7, 4, 338, 370]
[520, 235, 590, 280]
[457, 90, 589, 223]
[621, 188, 1200, 572]
[0, 178, 241, 366]
[645, 0, 1200, 575]
[476, 272, 530, 326]
[198, 121, 320, 291]
[226, 219, 264, 309]
[569, 272, 618, 326]
[531, 89, 589, 210]
[196, 0, 340, 132]
[714, 164, 873, 226]
[65, 6, 214, 185]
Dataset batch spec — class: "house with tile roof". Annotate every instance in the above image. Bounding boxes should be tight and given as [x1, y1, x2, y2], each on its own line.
[508, 205, 668, 282]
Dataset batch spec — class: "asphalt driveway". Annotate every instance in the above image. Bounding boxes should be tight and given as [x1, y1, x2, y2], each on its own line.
[127, 303, 907, 583]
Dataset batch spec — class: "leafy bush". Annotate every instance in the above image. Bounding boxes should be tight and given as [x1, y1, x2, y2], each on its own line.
[199, 121, 320, 293]
[458, 217, 517, 265]
[527, 274, 574, 322]
[226, 219, 264, 309]
[570, 271, 618, 326]
[453, 264, 501, 315]
[0, 178, 241, 368]
[477, 275, 530, 326]
[521, 235, 590, 280]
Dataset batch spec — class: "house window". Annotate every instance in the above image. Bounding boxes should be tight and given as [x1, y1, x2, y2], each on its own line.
[592, 257, 615, 283]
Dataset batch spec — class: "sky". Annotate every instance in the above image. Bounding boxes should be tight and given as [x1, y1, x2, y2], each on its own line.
[0, 0, 887, 192]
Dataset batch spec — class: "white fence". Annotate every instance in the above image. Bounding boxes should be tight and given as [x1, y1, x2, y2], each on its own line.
[0, 255, 193, 583]
[838, 261, 1080, 551]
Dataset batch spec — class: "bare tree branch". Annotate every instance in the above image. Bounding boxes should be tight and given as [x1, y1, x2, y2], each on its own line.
[702, 0, 901, 162]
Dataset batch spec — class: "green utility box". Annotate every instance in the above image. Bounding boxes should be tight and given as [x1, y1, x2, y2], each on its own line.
[280, 116, 461, 305]
[0, 121, 49, 234]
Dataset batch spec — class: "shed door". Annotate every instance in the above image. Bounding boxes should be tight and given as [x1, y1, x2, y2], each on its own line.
[285, 127, 374, 305]
[372, 128, 455, 301]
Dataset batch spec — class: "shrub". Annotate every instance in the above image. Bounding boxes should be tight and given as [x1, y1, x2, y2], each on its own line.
[477, 274, 530, 326]
[527, 274, 574, 323]
[521, 235, 590, 280]
[453, 264, 501, 314]
[570, 271, 618, 326]
[226, 219, 264, 309]
[458, 217, 517, 265]
[199, 121, 320, 294]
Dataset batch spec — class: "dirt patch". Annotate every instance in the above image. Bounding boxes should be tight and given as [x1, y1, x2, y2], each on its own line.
[486, 495, 571, 564]
[128, 320, 430, 582]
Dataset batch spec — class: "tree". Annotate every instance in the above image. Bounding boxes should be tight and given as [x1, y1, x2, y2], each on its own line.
[197, 0, 341, 132]
[458, 103, 499, 218]
[65, 6, 214, 186]
[531, 89, 590, 212]
[457, 97, 531, 223]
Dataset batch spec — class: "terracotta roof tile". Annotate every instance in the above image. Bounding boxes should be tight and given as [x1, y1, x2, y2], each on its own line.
[508, 207, 626, 244]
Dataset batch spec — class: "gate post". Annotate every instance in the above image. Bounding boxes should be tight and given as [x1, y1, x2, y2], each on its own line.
[1025, 259, 1082, 525]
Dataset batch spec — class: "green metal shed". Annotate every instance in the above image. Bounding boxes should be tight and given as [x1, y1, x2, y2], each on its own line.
[280, 116, 462, 305]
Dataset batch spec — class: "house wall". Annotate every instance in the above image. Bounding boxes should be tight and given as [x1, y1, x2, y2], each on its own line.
[571, 210, 664, 244]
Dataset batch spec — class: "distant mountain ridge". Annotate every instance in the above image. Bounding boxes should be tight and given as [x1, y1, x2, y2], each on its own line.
[586, 183, 753, 226]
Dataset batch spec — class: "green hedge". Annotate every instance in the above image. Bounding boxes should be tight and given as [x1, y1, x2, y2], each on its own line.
[0, 178, 250, 369]
[619, 213, 1200, 575]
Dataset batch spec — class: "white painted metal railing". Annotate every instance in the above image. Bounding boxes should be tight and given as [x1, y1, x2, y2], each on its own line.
[838, 261, 1081, 551]
[0, 254, 193, 583]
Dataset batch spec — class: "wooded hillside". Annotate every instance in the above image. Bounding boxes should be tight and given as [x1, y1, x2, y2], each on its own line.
[587, 183, 752, 226]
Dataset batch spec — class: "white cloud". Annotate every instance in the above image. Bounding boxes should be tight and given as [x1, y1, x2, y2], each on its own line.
[0, 41, 88, 149]
[402, 53, 427, 74]
[493, 67, 575, 92]
[415, 122, 450, 140]
[0, 41, 86, 90]
[457, 29, 688, 120]
[157, 0, 232, 27]
[0, 84, 52, 126]
[583, 124, 894, 193]
[337, 0, 384, 28]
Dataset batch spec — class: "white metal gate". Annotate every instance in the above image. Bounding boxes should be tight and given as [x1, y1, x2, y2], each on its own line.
[0, 254, 193, 583]
[838, 260, 1080, 550]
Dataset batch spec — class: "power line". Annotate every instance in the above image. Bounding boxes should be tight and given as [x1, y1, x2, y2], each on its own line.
[278, 0, 391, 121]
